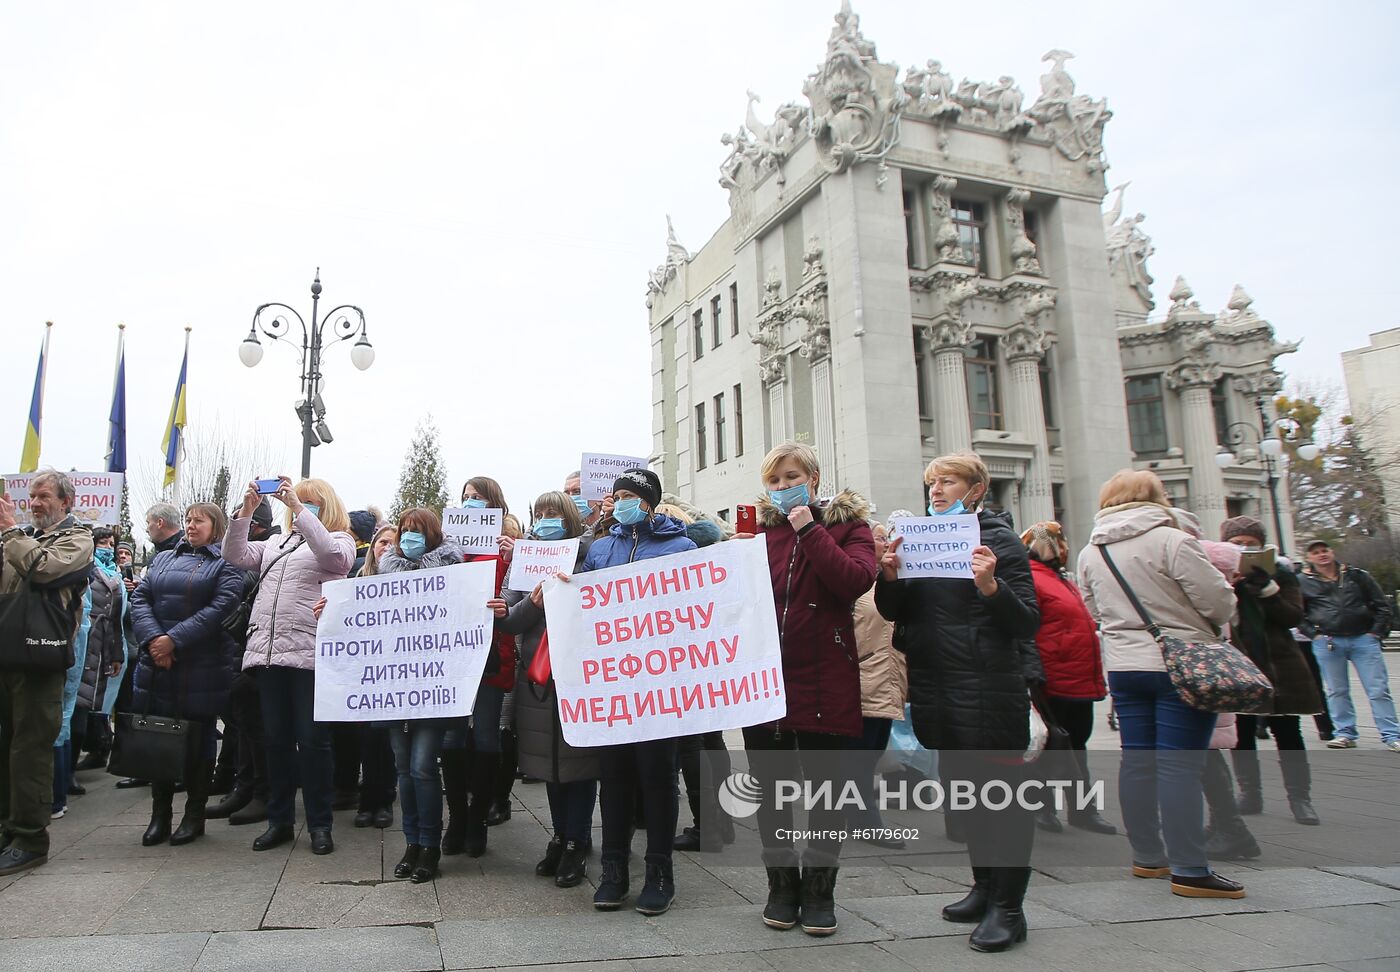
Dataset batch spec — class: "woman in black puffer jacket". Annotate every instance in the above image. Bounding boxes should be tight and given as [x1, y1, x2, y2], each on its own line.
[875, 453, 1040, 954]
[130, 503, 246, 848]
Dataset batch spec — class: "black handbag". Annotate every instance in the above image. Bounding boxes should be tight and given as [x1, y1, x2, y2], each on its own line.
[222, 536, 301, 642]
[0, 543, 87, 673]
[108, 669, 202, 783]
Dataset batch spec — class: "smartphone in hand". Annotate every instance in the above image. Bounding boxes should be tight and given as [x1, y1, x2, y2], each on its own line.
[735, 504, 757, 534]
[255, 478, 282, 495]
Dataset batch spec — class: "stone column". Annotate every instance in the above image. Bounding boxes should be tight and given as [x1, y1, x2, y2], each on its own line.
[927, 319, 973, 455]
[1172, 366, 1228, 539]
[1003, 320, 1055, 525]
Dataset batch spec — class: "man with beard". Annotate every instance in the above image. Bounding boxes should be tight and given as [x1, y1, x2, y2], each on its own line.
[0, 470, 95, 876]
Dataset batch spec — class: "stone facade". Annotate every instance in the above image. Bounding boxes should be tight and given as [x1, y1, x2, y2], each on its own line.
[1342, 329, 1400, 535]
[648, 2, 1297, 554]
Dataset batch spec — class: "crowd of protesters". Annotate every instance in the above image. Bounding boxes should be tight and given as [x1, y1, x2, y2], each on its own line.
[1, 452, 1394, 955]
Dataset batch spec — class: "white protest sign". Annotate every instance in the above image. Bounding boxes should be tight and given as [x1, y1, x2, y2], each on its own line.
[580, 452, 648, 501]
[441, 507, 503, 557]
[544, 535, 785, 746]
[891, 514, 981, 579]
[314, 560, 497, 722]
[2, 471, 124, 529]
[505, 538, 580, 592]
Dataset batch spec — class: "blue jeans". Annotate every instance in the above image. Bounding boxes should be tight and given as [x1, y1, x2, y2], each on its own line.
[259, 666, 334, 831]
[1312, 635, 1400, 743]
[388, 723, 447, 848]
[1109, 671, 1217, 878]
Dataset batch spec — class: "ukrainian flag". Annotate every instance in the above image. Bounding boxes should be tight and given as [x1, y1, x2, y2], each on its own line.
[106, 327, 127, 474]
[161, 330, 190, 489]
[19, 324, 50, 473]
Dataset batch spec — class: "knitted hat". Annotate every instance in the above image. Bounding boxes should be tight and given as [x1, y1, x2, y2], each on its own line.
[1219, 515, 1266, 545]
[613, 468, 661, 510]
[349, 510, 377, 543]
[250, 498, 274, 528]
[115, 541, 135, 557]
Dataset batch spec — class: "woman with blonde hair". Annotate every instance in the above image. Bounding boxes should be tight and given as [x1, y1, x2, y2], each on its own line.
[876, 452, 1040, 952]
[223, 477, 356, 856]
[1077, 468, 1242, 899]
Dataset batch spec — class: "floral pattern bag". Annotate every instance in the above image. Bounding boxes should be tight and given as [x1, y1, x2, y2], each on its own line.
[1097, 544, 1274, 714]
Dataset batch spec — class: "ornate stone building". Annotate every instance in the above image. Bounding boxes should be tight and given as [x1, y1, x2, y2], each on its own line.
[647, 2, 1297, 551]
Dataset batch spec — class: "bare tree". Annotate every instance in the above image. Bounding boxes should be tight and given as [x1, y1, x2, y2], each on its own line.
[134, 413, 290, 527]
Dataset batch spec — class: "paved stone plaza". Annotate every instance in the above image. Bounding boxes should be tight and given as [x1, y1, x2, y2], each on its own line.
[3, 668, 1397, 972]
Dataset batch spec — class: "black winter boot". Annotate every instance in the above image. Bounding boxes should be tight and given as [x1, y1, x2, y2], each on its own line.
[968, 867, 1030, 952]
[206, 787, 252, 820]
[554, 840, 587, 888]
[762, 866, 801, 929]
[394, 843, 422, 879]
[410, 846, 441, 884]
[798, 865, 838, 936]
[440, 749, 469, 855]
[1231, 748, 1263, 815]
[171, 760, 210, 846]
[1204, 750, 1261, 860]
[593, 851, 629, 910]
[464, 751, 498, 857]
[636, 853, 676, 915]
[536, 834, 564, 876]
[142, 785, 175, 846]
[1280, 750, 1320, 825]
[942, 866, 992, 923]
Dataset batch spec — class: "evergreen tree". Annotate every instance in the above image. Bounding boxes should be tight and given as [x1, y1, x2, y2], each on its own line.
[391, 417, 450, 519]
[212, 464, 232, 513]
[118, 479, 133, 543]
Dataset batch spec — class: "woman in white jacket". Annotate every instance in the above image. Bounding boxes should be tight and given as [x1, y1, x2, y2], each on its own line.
[224, 477, 356, 857]
[1077, 470, 1242, 900]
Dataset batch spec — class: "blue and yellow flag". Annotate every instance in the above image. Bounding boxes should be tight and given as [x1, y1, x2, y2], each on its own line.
[106, 326, 128, 474]
[161, 330, 190, 489]
[19, 323, 51, 473]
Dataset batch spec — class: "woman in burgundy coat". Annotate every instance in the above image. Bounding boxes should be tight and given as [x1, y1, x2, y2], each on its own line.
[736, 442, 877, 938]
[1020, 522, 1116, 836]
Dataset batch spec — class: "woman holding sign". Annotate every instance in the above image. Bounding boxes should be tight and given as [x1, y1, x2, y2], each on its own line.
[874, 453, 1041, 953]
[738, 442, 878, 938]
[577, 468, 695, 917]
[223, 477, 356, 857]
[499, 491, 597, 888]
[376, 508, 472, 883]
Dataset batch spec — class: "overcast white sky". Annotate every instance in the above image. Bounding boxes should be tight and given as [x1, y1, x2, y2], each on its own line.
[4, 1, 1397, 533]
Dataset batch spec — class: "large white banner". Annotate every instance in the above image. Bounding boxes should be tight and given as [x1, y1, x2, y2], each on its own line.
[3, 471, 123, 528]
[313, 560, 497, 722]
[544, 535, 785, 746]
[505, 538, 580, 593]
[579, 452, 648, 501]
[891, 514, 981, 579]
[441, 507, 503, 557]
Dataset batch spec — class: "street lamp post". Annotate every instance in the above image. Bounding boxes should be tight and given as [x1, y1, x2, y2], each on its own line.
[1214, 399, 1320, 555]
[239, 269, 375, 478]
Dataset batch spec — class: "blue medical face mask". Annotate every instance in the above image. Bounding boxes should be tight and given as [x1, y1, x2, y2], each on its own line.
[571, 495, 592, 516]
[614, 498, 647, 525]
[534, 518, 566, 541]
[399, 531, 428, 560]
[302, 503, 322, 520]
[94, 547, 116, 568]
[929, 498, 967, 516]
[463, 497, 487, 509]
[768, 483, 810, 515]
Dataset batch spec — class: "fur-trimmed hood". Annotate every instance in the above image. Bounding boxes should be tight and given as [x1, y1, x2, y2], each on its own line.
[756, 488, 871, 529]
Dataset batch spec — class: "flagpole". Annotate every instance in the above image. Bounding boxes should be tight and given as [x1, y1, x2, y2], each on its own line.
[170, 326, 191, 506]
[106, 323, 125, 465]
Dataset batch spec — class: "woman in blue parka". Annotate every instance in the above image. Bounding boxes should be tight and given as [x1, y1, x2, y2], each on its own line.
[130, 502, 245, 848]
[575, 469, 696, 918]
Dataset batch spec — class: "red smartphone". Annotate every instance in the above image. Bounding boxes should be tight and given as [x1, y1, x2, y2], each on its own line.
[735, 504, 757, 534]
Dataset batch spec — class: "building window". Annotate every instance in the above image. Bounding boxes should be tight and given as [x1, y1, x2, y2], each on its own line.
[692, 310, 704, 359]
[717, 508, 730, 523]
[733, 383, 744, 456]
[714, 393, 727, 463]
[965, 337, 1002, 430]
[904, 189, 918, 267]
[1125, 374, 1168, 455]
[695, 402, 707, 470]
[711, 295, 723, 349]
[1052, 483, 1066, 526]
[1212, 377, 1231, 445]
[729, 283, 739, 337]
[914, 331, 930, 420]
[950, 199, 987, 273]
[1024, 210, 1040, 249]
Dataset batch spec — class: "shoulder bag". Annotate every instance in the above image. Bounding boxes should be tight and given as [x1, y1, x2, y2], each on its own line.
[1097, 544, 1273, 714]
[222, 536, 302, 642]
[0, 536, 89, 673]
[108, 665, 202, 783]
